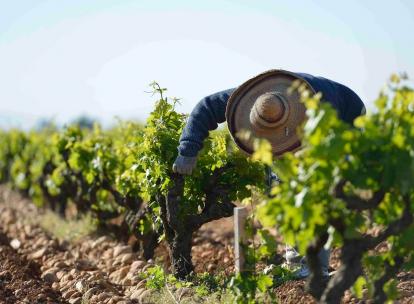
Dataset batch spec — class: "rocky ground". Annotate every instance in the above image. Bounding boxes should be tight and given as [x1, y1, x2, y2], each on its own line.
[0, 228, 64, 304]
[0, 187, 157, 304]
[0, 185, 413, 303]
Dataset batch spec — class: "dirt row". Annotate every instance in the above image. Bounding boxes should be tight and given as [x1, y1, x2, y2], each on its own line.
[1, 185, 414, 303]
[0, 228, 64, 304]
[0, 187, 165, 304]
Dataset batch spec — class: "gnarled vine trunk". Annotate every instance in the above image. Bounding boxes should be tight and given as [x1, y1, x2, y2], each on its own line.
[305, 181, 413, 303]
[161, 169, 236, 279]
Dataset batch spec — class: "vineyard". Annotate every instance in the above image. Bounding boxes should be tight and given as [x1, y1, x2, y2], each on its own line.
[0, 78, 414, 303]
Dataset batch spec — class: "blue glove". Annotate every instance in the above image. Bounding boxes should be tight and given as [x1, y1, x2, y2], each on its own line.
[172, 155, 198, 175]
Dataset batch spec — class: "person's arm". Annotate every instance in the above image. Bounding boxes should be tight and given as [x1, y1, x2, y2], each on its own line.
[339, 84, 366, 122]
[173, 88, 236, 174]
[297, 73, 365, 124]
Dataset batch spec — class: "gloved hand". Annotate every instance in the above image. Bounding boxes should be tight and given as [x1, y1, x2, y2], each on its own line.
[172, 155, 197, 175]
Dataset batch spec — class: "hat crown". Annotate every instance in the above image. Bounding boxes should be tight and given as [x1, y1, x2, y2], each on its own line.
[226, 69, 313, 156]
[250, 91, 289, 129]
[255, 92, 285, 123]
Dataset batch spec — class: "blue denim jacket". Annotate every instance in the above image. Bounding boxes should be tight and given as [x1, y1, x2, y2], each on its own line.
[178, 72, 365, 157]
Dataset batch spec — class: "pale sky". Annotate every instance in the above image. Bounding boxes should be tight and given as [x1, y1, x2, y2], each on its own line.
[1, 0, 413, 129]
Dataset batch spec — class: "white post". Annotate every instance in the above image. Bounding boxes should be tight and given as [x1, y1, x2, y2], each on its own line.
[234, 206, 248, 273]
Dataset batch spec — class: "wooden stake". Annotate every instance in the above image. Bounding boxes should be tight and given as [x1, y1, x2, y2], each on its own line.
[234, 206, 248, 273]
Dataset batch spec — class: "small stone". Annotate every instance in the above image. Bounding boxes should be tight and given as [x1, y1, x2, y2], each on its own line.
[40, 265, 48, 272]
[200, 250, 211, 258]
[60, 284, 71, 293]
[23, 225, 32, 235]
[113, 245, 132, 257]
[193, 237, 202, 244]
[70, 291, 82, 299]
[109, 266, 130, 283]
[42, 271, 58, 283]
[90, 295, 98, 302]
[56, 271, 66, 280]
[3, 210, 15, 224]
[39, 237, 49, 246]
[176, 287, 192, 299]
[19, 232, 27, 241]
[54, 261, 68, 268]
[45, 258, 58, 268]
[97, 292, 111, 301]
[130, 276, 142, 285]
[62, 289, 77, 299]
[69, 298, 82, 304]
[207, 264, 215, 272]
[130, 288, 145, 299]
[102, 248, 114, 259]
[120, 253, 134, 264]
[75, 280, 87, 292]
[106, 296, 122, 304]
[136, 279, 147, 289]
[139, 290, 153, 303]
[36, 292, 47, 300]
[29, 246, 47, 259]
[130, 260, 146, 273]
[91, 236, 111, 248]
[86, 272, 104, 282]
[64, 273, 74, 282]
[10, 238, 21, 249]
[84, 287, 100, 300]
[70, 269, 79, 276]
[14, 288, 24, 297]
[75, 259, 94, 270]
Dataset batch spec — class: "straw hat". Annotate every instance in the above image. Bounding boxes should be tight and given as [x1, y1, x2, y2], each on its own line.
[226, 69, 315, 156]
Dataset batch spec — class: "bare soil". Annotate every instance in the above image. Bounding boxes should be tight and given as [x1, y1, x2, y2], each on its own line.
[0, 229, 64, 304]
[188, 216, 414, 303]
[1, 185, 414, 303]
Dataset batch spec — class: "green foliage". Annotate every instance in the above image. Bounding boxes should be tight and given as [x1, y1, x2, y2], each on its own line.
[5, 75, 413, 302]
[139, 265, 227, 299]
[121, 83, 266, 237]
[229, 195, 295, 303]
[0, 81, 267, 285]
[142, 265, 168, 290]
[383, 278, 399, 302]
[351, 276, 367, 299]
[257, 74, 414, 301]
[131, 82, 186, 202]
[229, 272, 277, 304]
[192, 272, 226, 297]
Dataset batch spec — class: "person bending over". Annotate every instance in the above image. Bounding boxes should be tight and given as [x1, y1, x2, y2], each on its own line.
[172, 69, 366, 278]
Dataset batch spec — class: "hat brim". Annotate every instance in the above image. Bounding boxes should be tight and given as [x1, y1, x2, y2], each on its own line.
[226, 69, 315, 156]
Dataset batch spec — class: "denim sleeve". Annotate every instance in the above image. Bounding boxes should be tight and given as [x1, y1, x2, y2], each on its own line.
[339, 84, 366, 123]
[297, 73, 365, 124]
[178, 88, 236, 157]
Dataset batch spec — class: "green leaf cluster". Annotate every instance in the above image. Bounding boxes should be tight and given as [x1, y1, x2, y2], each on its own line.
[257, 75, 414, 301]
